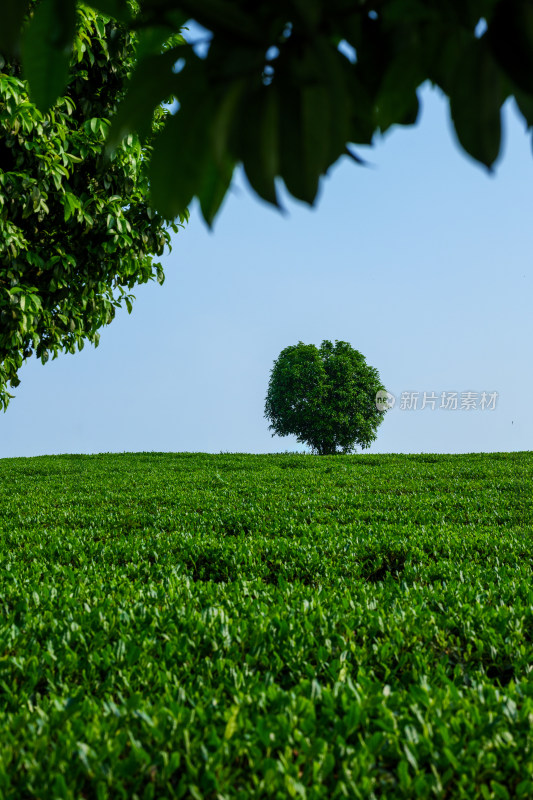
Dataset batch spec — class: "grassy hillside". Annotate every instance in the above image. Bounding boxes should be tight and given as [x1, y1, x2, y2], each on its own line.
[0, 451, 532, 799]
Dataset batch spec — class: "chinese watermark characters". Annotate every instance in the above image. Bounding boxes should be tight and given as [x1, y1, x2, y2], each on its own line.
[375, 390, 498, 412]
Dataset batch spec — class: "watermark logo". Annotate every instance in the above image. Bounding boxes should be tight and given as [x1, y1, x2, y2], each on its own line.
[375, 390, 498, 411]
[375, 390, 396, 411]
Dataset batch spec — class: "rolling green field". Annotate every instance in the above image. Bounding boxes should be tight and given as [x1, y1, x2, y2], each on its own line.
[0, 451, 532, 799]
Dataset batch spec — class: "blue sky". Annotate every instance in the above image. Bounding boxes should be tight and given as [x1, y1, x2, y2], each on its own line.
[1, 80, 532, 458]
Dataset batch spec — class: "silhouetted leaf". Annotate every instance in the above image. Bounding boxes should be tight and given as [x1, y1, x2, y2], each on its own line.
[489, 0, 533, 95]
[279, 82, 318, 204]
[0, 0, 31, 56]
[346, 72, 375, 146]
[301, 81, 332, 175]
[106, 47, 182, 149]
[449, 39, 505, 168]
[147, 0, 262, 41]
[134, 25, 186, 62]
[85, 0, 132, 23]
[150, 98, 213, 219]
[211, 79, 246, 164]
[290, 0, 321, 29]
[344, 146, 367, 165]
[240, 86, 281, 206]
[311, 36, 351, 163]
[374, 49, 424, 131]
[277, 39, 344, 206]
[21, 0, 76, 111]
[513, 88, 533, 128]
[198, 156, 235, 227]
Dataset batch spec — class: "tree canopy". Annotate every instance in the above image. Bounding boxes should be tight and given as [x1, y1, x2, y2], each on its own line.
[2, 0, 532, 227]
[0, 2, 186, 411]
[265, 340, 387, 454]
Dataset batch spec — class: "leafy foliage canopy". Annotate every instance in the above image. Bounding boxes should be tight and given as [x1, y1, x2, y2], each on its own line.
[0, 2, 186, 411]
[2, 0, 533, 226]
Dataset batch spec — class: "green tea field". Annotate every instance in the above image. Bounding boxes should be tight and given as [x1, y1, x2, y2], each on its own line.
[0, 451, 532, 799]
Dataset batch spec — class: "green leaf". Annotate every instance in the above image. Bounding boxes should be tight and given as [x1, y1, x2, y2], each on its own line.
[516, 780, 533, 798]
[21, 0, 77, 111]
[490, 782, 511, 800]
[53, 773, 69, 797]
[449, 39, 506, 168]
[224, 704, 239, 739]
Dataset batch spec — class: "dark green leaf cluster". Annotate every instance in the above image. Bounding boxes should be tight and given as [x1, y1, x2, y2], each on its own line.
[3, 0, 533, 224]
[265, 340, 387, 454]
[0, 450, 533, 797]
[0, 2, 187, 411]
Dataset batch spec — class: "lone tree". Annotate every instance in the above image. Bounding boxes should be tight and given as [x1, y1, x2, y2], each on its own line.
[265, 340, 387, 455]
[0, 1, 186, 411]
